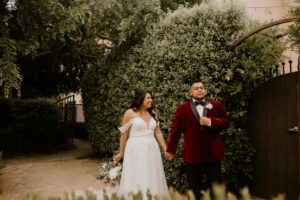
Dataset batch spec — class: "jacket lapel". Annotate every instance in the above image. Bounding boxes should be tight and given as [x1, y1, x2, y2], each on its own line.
[202, 98, 208, 117]
[189, 101, 200, 120]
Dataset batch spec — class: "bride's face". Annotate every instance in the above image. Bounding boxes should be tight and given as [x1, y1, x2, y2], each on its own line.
[142, 93, 153, 109]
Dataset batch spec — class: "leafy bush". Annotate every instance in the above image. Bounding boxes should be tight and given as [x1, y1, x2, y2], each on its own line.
[287, 0, 300, 49]
[81, 0, 162, 154]
[0, 98, 71, 152]
[82, 1, 285, 192]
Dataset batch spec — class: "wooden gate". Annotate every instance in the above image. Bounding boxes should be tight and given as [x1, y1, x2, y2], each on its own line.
[247, 71, 300, 199]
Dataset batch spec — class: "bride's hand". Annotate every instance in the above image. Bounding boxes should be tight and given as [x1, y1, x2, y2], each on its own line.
[113, 152, 123, 162]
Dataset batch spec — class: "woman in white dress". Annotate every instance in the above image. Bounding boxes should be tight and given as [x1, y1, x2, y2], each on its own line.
[113, 90, 170, 199]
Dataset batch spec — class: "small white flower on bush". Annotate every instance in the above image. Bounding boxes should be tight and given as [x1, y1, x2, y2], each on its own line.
[236, 68, 245, 74]
[97, 159, 122, 186]
[205, 103, 213, 110]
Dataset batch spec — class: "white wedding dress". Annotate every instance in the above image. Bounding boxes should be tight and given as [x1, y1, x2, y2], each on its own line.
[118, 116, 170, 199]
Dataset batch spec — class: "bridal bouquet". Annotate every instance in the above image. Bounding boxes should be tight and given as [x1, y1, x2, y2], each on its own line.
[97, 159, 122, 186]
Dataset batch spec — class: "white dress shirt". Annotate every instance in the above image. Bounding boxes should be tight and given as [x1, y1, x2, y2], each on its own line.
[192, 98, 205, 117]
[192, 98, 211, 126]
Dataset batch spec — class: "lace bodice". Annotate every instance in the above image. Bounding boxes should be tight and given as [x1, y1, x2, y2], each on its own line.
[118, 117, 157, 138]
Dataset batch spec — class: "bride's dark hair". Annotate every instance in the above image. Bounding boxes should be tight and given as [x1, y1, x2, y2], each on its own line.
[130, 89, 156, 120]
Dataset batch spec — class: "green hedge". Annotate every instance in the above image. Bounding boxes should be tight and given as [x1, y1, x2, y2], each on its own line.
[0, 98, 71, 152]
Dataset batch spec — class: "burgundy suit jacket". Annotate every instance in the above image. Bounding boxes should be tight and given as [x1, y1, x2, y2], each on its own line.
[166, 99, 229, 163]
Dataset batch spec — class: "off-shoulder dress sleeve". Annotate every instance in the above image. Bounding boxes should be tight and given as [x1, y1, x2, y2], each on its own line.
[118, 119, 133, 134]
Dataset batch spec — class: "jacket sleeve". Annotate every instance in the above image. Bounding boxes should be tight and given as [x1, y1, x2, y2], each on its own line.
[209, 101, 229, 132]
[166, 105, 183, 155]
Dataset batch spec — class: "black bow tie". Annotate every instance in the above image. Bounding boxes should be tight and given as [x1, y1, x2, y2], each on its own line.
[194, 101, 206, 107]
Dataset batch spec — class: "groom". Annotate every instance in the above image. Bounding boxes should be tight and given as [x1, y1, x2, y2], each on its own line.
[165, 79, 229, 199]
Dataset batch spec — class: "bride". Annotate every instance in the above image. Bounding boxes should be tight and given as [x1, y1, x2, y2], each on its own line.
[113, 90, 170, 199]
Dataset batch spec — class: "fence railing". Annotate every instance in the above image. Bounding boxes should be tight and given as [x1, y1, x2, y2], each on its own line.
[57, 95, 76, 123]
[275, 55, 300, 76]
[57, 95, 76, 145]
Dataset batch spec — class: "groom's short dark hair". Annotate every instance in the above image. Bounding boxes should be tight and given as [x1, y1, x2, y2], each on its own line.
[189, 79, 204, 87]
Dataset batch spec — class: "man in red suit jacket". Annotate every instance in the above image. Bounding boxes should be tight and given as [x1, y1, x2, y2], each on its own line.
[165, 79, 229, 199]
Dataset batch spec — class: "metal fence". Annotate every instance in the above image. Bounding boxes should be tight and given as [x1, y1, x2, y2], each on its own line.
[57, 95, 76, 122]
[276, 55, 300, 76]
[57, 95, 76, 145]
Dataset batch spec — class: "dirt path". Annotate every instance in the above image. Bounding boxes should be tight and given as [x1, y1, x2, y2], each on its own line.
[0, 139, 106, 200]
[0, 139, 267, 200]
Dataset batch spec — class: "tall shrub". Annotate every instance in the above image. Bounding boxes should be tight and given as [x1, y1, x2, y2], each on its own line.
[81, 0, 162, 154]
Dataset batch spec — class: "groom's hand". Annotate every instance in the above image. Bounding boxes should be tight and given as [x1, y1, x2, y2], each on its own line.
[165, 152, 175, 160]
[199, 116, 211, 126]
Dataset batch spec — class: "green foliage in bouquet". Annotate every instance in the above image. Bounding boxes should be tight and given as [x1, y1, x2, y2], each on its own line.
[82, 0, 285, 193]
[97, 159, 122, 187]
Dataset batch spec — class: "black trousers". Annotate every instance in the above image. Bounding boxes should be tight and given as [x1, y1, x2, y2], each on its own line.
[185, 161, 223, 200]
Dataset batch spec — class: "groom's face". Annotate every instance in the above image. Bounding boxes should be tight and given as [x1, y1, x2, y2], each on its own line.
[190, 82, 206, 100]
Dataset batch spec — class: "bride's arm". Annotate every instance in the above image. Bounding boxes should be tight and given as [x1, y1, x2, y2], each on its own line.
[154, 125, 167, 152]
[114, 132, 128, 162]
[113, 109, 134, 162]
[153, 113, 167, 152]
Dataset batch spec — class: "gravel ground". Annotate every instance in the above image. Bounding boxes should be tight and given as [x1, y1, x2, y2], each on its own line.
[0, 139, 106, 200]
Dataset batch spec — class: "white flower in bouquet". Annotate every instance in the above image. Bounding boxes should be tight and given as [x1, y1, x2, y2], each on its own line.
[101, 162, 107, 169]
[108, 165, 122, 180]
